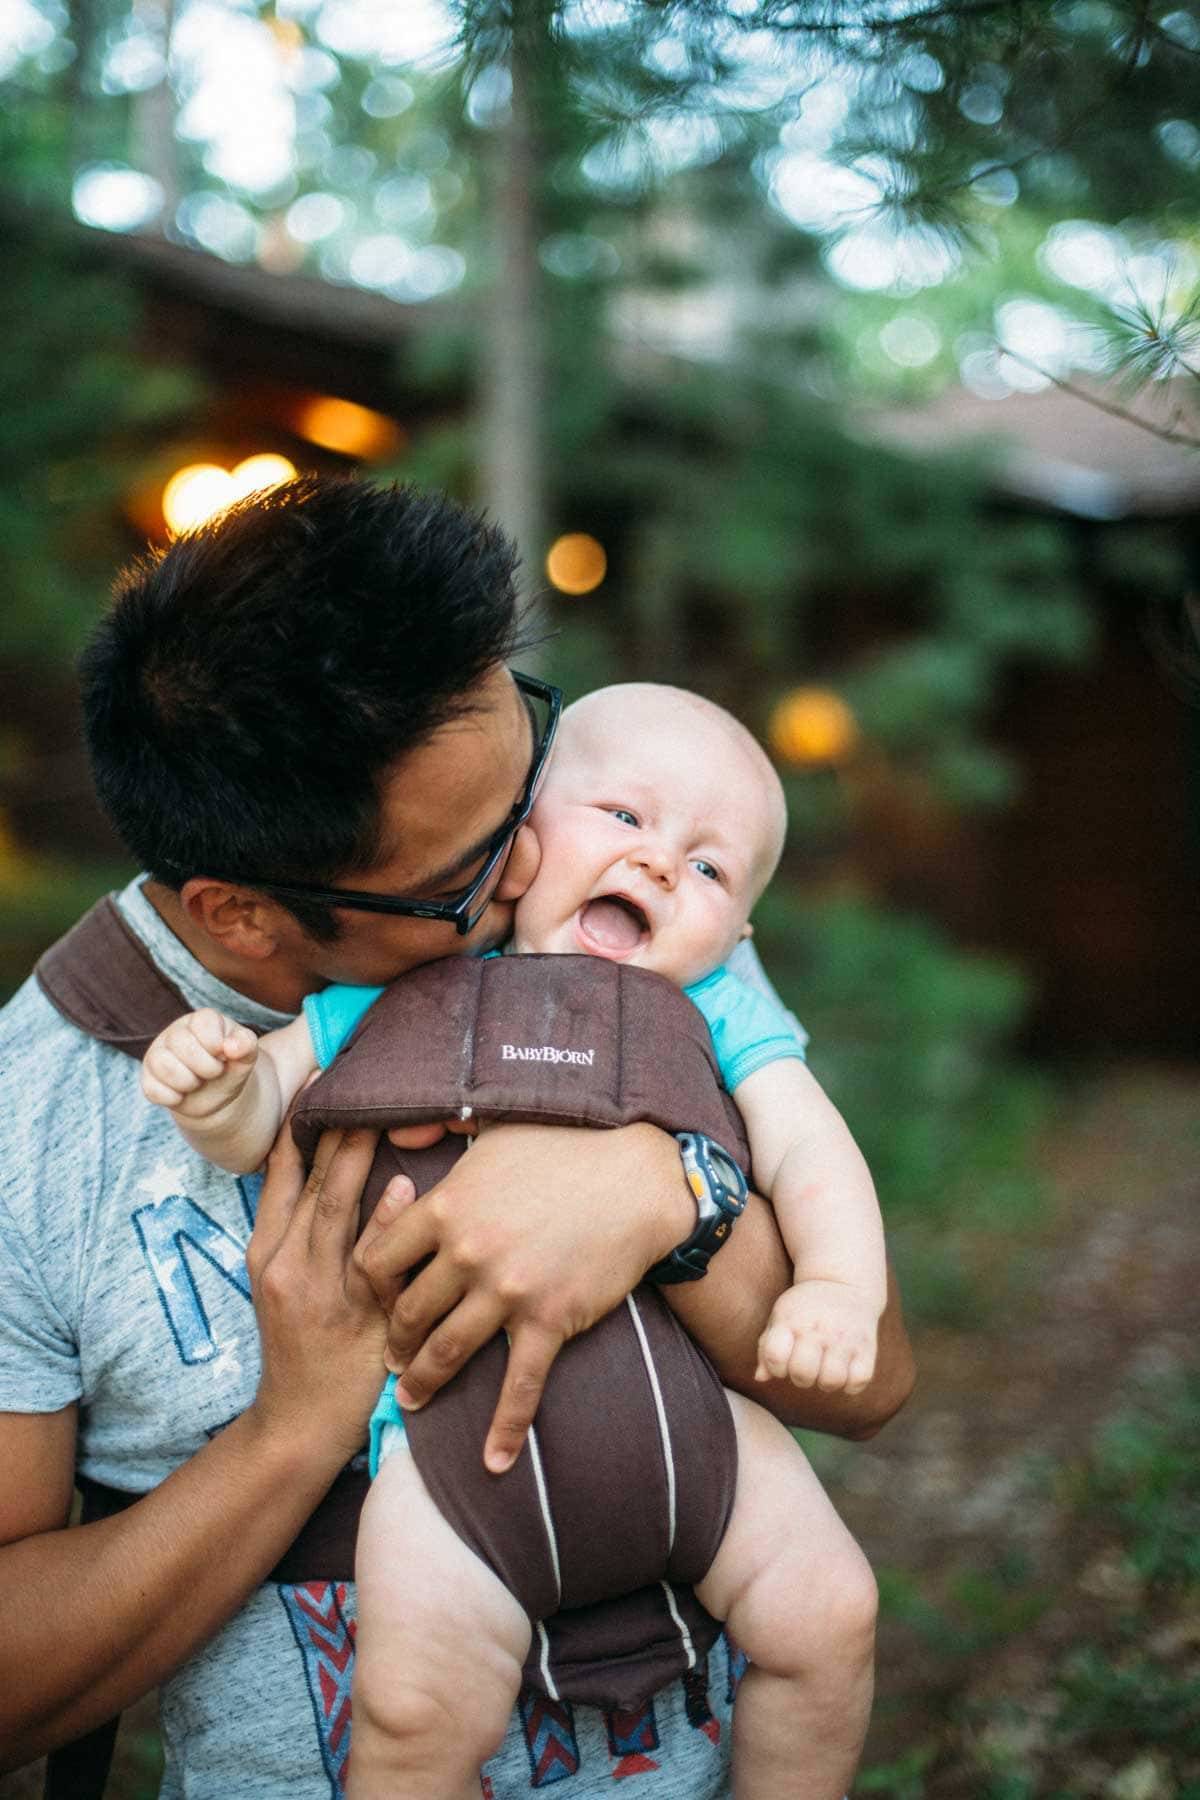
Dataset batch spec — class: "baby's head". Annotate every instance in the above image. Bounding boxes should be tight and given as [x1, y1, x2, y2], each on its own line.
[514, 683, 786, 988]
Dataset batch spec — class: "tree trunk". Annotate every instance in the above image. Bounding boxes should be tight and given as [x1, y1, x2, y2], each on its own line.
[477, 13, 550, 626]
[133, 0, 181, 227]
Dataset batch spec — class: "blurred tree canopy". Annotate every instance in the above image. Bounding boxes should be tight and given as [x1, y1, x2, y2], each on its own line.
[3, 0, 1195, 834]
[1, 0, 1196, 1219]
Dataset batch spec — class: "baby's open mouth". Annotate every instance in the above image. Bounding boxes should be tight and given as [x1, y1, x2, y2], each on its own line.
[577, 895, 650, 957]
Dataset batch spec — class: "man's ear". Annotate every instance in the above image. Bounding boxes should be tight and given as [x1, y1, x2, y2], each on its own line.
[739, 922, 754, 942]
[179, 879, 283, 962]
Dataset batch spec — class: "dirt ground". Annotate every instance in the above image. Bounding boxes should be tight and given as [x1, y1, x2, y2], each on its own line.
[836, 1062, 1200, 1795]
[5, 1061, 1198, 1799]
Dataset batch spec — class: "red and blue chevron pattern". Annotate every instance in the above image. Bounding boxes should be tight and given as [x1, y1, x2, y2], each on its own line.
[279, 1580, 357, 1798]
[604, 1698, 660, 1778]
[518, 1689, 581, 1786]
[684, 1656, 720, 1745]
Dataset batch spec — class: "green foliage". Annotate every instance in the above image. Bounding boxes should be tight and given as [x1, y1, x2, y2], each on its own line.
[1079, 1374, 1200, 1589]
[874, 1557, 1050, 1664]
[0, 860, 135, 1004]
[855, 1742, 939, 1798]
[1094, 525, 1192, 600]
[1056, 1646, 1200, 1751]
[752, 888, 1044, 1221]
[0, 226, 201, 661]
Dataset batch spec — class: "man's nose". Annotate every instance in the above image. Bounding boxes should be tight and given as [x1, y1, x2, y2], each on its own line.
[496, 822, 541, 902]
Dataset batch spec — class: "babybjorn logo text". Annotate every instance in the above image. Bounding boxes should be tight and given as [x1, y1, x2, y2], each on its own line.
[501, 1043, 596, 1067]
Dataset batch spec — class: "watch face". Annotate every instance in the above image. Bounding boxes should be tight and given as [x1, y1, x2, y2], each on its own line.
[693, 1134, 747, 1209]
[707, 1144, 741, 1188]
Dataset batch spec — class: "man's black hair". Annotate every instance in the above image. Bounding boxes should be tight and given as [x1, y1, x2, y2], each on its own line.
[81, 475, 523, 940]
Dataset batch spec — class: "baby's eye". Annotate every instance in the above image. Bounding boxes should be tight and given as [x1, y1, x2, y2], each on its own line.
[692, 859, 721, 882]
[608, 807, 639, 827]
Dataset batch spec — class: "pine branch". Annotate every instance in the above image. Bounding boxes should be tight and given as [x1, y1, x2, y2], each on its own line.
[995, 344, 1200, 451]
[736, 0, 1038, 34]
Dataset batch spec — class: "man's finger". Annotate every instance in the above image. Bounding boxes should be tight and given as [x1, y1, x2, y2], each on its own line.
[384, 1253, 471, 1374]
[391, 1290, 501, 1409]
[483, 1325, 562, 1473]
[355, 1173, 417, 1257]
[305, 1128, 379, 1259]
[353, 1195, 441, 1308]
[385, 1121, 448, 1149]
[249, 1125, 311, 1268]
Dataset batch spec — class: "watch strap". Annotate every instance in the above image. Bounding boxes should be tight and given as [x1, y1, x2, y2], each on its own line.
[646, 1130, 748, 1285]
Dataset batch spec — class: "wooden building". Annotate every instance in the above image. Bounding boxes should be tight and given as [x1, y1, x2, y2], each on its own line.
[871, 382, 1200, 1055]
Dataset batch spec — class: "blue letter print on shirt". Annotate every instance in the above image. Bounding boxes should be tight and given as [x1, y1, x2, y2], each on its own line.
[132, 1175, 260, 1365]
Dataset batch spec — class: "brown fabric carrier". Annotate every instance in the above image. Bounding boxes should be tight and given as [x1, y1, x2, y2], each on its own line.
[33, 903, 750, 1788]
[291, 952, 749, 1711]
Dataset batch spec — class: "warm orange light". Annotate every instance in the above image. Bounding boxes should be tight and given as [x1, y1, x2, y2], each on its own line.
[161, 455, 296, 534]
[545, 533, 607, 596]
[769, 688, 859, 766]
[161, 464, 236, 535]
[229, 453, 297, 499]
[296, 396, 403, 460]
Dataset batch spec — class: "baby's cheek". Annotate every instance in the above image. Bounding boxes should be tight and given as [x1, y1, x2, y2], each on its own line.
[509, 892, 556, 955]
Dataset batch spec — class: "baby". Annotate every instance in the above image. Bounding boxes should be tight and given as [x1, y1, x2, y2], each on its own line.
[143, 683, 886, 1800]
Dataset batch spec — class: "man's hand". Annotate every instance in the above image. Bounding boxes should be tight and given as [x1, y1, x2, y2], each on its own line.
[0, 1128, 418, 1769]
[247, 1125, 408, 1463]
[353, 1122, 692, 1474]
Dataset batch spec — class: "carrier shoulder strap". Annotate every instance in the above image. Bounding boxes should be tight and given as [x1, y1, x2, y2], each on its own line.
[35, 897, 364, 1800]
[35, 894, 192, 1058]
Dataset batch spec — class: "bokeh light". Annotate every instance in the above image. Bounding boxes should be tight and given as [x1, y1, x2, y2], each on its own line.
[162, 455, 296, 534]
[769, 688, 859, 766]
[71, 164, 165, 233]
[228, 453, 298, 499]
[161, 464, 237, 534]
[295, 396, 402, 459]
[546, 533, 607, 595]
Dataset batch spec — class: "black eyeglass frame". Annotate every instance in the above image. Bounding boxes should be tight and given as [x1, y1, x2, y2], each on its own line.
[216, 671, 561, 936]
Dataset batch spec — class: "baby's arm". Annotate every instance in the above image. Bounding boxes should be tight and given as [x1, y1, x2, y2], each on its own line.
[140, 1009, 318, 1173]
[734, 1060, 887, 1395]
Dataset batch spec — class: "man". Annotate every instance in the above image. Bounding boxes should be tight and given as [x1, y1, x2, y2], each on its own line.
[0, 476, 914, 1796]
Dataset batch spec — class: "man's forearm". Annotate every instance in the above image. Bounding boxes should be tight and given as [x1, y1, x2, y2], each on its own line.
[0, 1410, 348, 1769]
[664, 1194, 915, 1438]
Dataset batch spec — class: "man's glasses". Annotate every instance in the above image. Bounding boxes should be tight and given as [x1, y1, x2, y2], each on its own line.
[224, 671, 561, 936]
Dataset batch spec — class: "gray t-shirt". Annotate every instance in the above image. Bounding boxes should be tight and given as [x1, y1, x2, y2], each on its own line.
[0, 878, 739, 1797]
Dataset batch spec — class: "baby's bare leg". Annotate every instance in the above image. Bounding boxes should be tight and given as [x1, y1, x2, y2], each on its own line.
[695, 1393, 877, 1800]
[349, 1441, 530, 1800]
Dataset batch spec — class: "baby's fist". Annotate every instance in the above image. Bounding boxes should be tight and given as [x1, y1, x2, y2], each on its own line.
[756, 1279, 879, 1395]
[141, 1008, 258, 1112]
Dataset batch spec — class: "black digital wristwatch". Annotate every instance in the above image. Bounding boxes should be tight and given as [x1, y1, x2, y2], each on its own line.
[646, 1130, 749, 1284]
